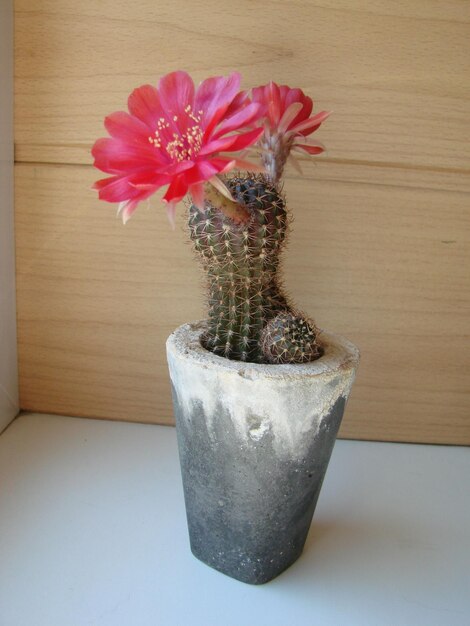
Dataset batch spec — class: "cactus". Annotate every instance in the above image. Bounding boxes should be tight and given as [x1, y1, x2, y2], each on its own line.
[92, 72, 331, 366]
[188, 173, 322, 364]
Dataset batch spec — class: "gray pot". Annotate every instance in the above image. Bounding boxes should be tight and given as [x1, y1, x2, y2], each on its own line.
[166, 321, 359, 585]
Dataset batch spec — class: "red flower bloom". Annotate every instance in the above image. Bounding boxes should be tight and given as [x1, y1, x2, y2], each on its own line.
[251, 82, 330, 182]
[92, 71, 263, 224]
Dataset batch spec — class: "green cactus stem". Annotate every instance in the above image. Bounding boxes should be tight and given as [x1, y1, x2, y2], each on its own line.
[188, 173, 322, 364]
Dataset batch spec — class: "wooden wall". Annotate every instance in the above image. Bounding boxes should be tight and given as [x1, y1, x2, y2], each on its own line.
[14, 0, 470, 443]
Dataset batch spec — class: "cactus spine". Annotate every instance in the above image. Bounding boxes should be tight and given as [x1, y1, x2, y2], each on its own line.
[188, 174, 322, 364]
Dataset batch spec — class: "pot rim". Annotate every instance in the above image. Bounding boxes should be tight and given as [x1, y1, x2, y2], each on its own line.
[167, 320, 359, 381]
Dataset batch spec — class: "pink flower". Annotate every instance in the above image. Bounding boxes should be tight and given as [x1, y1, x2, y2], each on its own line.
[251, 82, 331, 182]
[92, 71, 263, 224]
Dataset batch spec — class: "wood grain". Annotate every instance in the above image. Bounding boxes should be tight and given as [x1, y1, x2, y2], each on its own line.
[13, 0, 470, 443]
[15, 163, 470, 443]
[14, 0, 470, 170]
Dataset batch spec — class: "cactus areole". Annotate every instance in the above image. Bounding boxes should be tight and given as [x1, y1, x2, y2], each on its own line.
[93, 71, 360, 584]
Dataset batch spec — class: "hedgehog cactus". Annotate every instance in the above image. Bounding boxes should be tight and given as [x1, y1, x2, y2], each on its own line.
[188, 174, 321, 364]
[92, 71, 331, 365]
[188, 174, 288, 362]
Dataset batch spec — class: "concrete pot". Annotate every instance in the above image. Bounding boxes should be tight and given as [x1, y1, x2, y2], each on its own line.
[166, 321, 359, 585]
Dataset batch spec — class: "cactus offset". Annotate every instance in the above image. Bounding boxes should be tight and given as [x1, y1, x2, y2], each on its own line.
[260, 312, 323, 364]
[188, 173, 322, 364]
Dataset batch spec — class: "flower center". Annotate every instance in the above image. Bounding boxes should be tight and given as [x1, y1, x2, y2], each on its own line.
[148, 105, 204, 162]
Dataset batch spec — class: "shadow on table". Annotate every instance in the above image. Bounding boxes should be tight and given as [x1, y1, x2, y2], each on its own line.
[270, 512, 438, 591]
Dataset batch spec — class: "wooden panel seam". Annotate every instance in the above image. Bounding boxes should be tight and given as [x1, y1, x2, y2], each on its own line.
[14, 162, 470, 444]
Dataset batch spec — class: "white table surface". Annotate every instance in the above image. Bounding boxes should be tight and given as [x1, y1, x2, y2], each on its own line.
[0, 413, 468, 626]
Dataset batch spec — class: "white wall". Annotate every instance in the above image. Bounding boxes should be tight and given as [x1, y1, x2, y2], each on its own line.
[0, 0, 19, 432]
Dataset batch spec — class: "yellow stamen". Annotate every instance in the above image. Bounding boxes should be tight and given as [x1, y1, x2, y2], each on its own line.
[148, 107, 204, 161]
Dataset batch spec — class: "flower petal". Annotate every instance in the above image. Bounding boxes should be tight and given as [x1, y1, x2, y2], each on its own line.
[212, 102, 262, 139]
[92, 137, 163, 174]
[293, 137, 326, 150]
[166, 204, 177, 228]
[162, 175, 188, 206]
[94, 170, 169, 203]
[94, 176, 135, 202]
[285, 88, 312, 126]
[199, 127, 263, 157]
[266, 82, 282, 126]
[251, 86, 269, 118]
[289, 110, 331, 135]
[224, 90, 250, 117]
[189, 182, 205, 210]
[104, 111, 151, 143]
[208, 158, 237, 174]
[118, 200, 139, 224]
[195, 72, 241, 134]
[292, 143, 325, 155]
[277, 102, 303, 134]
[189, 159, 220, 181]
[156, 160, 195, 176]
[162, 175, 189, 227]
[182, 159, 237, 188]
[127, 84, 164, 128]
[157, 71, 195, 115]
